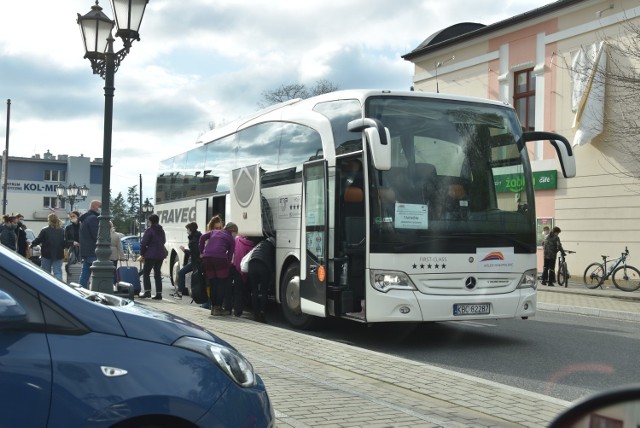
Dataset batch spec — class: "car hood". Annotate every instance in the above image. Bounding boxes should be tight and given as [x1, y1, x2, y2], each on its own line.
[111, 302, 231, 347]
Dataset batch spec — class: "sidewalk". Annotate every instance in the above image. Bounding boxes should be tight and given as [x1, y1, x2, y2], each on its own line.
[537, 279, 640, 322]
[137, 279, 639, 427]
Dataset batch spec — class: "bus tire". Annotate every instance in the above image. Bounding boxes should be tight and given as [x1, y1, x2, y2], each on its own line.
[170, 255, 180, 287]
[280, 263, 316, 330]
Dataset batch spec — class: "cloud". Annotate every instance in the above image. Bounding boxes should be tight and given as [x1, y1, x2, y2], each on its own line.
[0, 0, 553, 204]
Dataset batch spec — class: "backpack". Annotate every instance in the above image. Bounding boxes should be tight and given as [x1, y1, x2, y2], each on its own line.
[190, 262, 209, 304]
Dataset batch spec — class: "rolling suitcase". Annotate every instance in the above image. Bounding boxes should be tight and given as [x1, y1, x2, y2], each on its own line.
[116, 261, 141, 294]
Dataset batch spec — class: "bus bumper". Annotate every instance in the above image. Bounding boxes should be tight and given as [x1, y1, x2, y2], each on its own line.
[364, 287, 537, 322]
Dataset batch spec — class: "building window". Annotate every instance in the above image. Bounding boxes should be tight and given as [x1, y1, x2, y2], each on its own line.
[514, 69, 535, 131]
[44, 197, 63, 209]
[44, 170, 66, 182]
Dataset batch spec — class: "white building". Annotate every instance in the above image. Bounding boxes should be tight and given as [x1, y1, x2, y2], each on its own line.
[1, 150, 103, 231]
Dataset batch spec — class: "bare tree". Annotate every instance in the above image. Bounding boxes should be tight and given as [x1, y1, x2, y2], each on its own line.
[258, 79, 339, 108]
[309, 79, 340, 97]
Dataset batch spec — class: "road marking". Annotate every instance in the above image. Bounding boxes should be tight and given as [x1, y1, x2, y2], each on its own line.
[445, 320, 497, 327]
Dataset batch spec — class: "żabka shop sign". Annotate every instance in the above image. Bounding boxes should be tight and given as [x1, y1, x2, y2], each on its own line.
[493, 170, 557, 193]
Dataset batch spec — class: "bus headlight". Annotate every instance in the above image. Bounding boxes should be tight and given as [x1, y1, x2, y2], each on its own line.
[517, 269, 538, 290]
[370, 270, 417, 293]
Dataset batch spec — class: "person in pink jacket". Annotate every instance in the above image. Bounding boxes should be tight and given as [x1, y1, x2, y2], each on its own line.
[230, 235, 257, 317]
[199, 222, 237, 316]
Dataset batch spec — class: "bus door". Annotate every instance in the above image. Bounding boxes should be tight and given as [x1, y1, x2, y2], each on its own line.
[195, 198, 208, 232]
[300, 160, 329, 317]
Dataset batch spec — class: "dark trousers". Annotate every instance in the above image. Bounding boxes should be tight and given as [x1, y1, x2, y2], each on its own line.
[248, 260, 272, 314]
[208, 276, 231, 308]
[542, 257, 556, 284]
[229, 266, 249, 315]
[143, 258, 163, 293]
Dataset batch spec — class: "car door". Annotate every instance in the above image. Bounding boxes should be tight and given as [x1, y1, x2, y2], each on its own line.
[0, 273, 52, 428]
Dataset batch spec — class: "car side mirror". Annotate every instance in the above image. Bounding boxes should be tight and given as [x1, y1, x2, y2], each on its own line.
[0, 290, 28, 325]
[549, 384, 640, 427]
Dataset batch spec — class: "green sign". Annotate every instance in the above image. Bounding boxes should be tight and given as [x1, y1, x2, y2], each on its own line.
[494, 170, 557, 193]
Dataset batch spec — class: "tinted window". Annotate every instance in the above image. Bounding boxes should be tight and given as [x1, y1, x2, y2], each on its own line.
[238, 122, 322, 174]
[157, 122, 322, 202]
[314, 99, 363, 155]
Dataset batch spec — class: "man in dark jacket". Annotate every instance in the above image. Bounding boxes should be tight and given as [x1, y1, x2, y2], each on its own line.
[541, 226, 564, 287]
[79, 200, 101, 288]
[171, 221, 202, 299]
[248, 236, 275, 323]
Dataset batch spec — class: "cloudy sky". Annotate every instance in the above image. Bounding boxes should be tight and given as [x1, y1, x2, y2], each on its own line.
[0, 0, 553, 202]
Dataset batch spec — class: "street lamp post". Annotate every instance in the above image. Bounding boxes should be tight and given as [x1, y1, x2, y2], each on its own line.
[56, 183, 89, 212]
[77, 0, 148, 294]
[143, 199, 154, 220]
[138, 199, 153, 236]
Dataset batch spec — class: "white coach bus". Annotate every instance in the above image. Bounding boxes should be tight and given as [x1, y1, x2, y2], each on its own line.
[155, 90, 575, 329]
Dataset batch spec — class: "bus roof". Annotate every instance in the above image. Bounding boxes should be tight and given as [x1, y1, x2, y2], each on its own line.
[185, 89, 511, 151]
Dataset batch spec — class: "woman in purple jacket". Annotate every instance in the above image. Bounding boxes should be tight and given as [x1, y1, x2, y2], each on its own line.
[139, 214, 167, 299]
[199, 222, 237, 315]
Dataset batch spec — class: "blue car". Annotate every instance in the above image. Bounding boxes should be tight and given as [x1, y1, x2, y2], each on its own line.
[0, 245, 274, 427]
[121, 235, 141, 256]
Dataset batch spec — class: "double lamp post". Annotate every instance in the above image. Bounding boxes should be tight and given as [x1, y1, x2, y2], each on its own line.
[77, 0, 148, 294]
[56, 183, 89, 212]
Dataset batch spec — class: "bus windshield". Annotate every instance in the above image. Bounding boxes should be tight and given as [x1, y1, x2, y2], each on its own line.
[366, 96, 534, 254]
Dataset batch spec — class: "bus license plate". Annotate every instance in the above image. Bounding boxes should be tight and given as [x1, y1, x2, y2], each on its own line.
[453, 303, 490, 316]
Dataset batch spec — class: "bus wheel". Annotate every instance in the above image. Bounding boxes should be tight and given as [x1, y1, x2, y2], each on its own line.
[281, 264, 315, 330]
[170, 257, 180, 287]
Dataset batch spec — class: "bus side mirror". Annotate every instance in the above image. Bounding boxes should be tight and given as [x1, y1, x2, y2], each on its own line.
[522, 131, 576, 178]
[347, 118, 391, 171]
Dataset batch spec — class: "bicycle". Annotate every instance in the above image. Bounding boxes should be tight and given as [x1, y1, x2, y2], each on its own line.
[583, 246, 640, 292]
[556, 250, 575, 288]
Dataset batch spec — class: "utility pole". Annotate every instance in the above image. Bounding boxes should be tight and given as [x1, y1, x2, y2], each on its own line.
[139, 174, 143, 238]
[2, 99, 11, 215]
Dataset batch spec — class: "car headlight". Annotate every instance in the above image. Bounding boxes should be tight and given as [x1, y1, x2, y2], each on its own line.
[173, 337, 256, 387]
[517, 269, 538, 290]
[370, 270, 417, 293]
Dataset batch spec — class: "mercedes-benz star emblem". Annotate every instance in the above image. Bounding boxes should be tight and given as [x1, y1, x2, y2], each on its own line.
[465, 277, 477, 290]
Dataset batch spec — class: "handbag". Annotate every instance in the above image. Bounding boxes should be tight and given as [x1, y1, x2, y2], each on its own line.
[67, 247, 79, 264]
[240, 247, 255, 273]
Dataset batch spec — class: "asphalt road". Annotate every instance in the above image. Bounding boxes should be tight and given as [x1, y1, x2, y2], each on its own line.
[162, 281, 640, 403]
[259, 305, 640, 403]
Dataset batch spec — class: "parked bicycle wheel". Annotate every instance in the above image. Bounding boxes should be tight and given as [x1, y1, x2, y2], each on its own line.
[583, 263, 604, 289]
[557, 262, 568, 287]
[612, 265, 640, 292]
